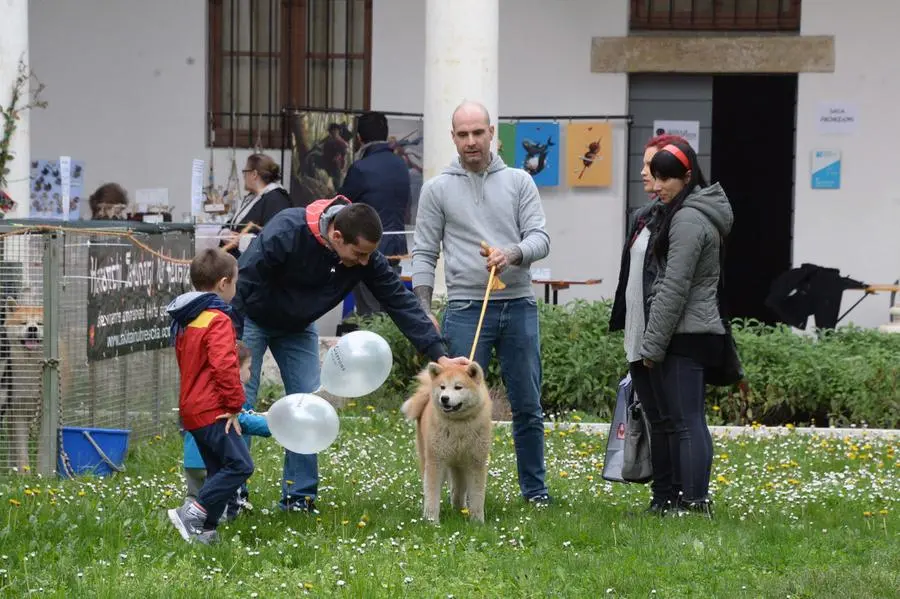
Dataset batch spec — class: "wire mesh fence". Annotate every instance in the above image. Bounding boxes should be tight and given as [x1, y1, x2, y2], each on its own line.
[0, 222, 194, 476]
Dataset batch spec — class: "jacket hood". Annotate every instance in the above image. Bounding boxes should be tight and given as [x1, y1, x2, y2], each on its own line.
[167, 291, 244, 342]
[683, 182, 734, 237]
[442, 152, 507, 176]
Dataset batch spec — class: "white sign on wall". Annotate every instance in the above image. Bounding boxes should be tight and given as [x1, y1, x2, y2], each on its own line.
[190, 159, 205, 217]
[652, 120, 700, 153]
[816, 102, 858, 135]
[59, 155, 72, 221]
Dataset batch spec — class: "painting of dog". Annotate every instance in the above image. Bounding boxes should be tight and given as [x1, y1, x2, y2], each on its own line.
[401, 361, 493, 524]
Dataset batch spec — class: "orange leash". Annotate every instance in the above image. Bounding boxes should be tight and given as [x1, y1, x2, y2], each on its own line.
[469, 241, 502, 361]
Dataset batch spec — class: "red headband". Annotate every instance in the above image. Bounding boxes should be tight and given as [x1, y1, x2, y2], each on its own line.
[662, 144, 690, 169]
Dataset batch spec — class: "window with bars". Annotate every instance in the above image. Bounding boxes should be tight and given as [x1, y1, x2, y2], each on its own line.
[630, 0, 801, 31]
[207, 0, 372, 149]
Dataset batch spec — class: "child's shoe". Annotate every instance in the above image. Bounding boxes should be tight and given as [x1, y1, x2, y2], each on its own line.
[168, 499, 208, 543]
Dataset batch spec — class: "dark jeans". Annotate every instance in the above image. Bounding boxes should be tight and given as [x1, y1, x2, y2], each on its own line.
[442, 296, 548, 498]
[630, 355, 712, 503]
[191, 420, 255, 529]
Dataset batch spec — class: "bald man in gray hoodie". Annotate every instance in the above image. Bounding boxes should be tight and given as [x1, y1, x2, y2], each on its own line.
[411, 101, 553, 506]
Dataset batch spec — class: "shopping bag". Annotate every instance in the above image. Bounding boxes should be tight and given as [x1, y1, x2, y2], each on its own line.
[601, 374, 632, 483]
[622, 391, 653, 484]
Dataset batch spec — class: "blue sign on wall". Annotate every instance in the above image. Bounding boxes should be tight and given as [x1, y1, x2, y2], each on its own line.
[811, 149, 841, 190]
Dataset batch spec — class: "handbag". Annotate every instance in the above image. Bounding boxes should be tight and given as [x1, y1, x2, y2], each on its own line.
[621, 389, 653, 484]
[601, 374, 631, 483]
[705, 238, 746, 387]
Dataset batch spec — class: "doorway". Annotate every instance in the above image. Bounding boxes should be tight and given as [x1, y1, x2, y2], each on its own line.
[711, 74, 797, 324]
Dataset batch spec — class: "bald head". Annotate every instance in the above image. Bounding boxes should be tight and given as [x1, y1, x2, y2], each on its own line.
[451, 101, 491, 131]
[450, 100, 494, 172]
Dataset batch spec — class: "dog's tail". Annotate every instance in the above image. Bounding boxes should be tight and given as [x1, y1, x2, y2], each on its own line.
[400, 370, 431, 421]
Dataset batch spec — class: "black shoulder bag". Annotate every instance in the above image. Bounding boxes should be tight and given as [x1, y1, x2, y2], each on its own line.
[705, 239, 745, 387]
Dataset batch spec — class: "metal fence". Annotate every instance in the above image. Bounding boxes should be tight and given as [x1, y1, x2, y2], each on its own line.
[0, 221, 194, 476]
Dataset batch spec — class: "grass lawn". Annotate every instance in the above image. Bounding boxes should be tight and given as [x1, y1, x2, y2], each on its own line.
[0, 413, 897, 598]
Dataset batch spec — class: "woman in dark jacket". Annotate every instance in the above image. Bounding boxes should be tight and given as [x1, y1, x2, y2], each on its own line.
[219, 153, 292, 258]
[610, 139, 734, 518]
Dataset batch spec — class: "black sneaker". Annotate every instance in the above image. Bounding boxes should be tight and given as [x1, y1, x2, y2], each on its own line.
[280, 497, 319, 514]
[646, 497, 677, 516]
[525, 493, 553, 507]
[672, 498, 714, 519]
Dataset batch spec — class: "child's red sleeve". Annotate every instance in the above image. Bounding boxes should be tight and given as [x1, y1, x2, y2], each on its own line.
[204, 314, 245, 413]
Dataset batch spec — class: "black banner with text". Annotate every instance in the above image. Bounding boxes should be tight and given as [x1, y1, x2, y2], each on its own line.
[87, 230, 193, 360]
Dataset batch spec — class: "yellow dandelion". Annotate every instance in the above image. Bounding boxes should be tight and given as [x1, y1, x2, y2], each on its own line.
[559, 471, 569, 478]
[356, 521, 366, 528]
[9, 499, 20, 507]
[169, 466, 177, 473]
[587, 475, 594, 482]
[863, 511, 873, 517]
[787, 478, 800, 485]
[848, 453, 857, 460]
[163, 490, 173, 497]
[304, 582, 314, 590]
[712, 405, 720, 411]
[361, 514, 369, 522]
[572, 414, 582, 422]
[77, 490, 86, 497]
[785, 423, 795, 430]
[24, 488, 33, 496]
[22, 465, 30, 472]
[460, 507, 469, 516]
[879, 509, 889, 516]
[719, 453, 729, 460]
[341, 519, 350, 525]
[716, 475, 728, 484]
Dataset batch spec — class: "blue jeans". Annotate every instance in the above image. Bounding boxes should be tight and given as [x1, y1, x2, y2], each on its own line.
[242, 317, 321, 507]
[442, 297, 548, 499]
[629, 355, 712, 503]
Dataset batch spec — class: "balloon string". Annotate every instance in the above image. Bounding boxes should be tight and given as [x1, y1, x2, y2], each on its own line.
[470, 240, 498, 362]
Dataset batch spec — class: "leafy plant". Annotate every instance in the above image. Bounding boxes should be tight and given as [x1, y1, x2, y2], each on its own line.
[350, 299, 900, 428]
[0, 57, 48, 204]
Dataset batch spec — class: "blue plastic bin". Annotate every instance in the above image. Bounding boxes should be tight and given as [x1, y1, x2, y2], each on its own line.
[57, 426, 130, 478]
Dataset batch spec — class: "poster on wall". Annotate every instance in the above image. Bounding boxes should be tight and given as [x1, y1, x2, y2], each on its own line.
[385, 117, 424, 227]
[288, 111, 355, 208]
[514, 122, 560, 186]
[29, 158, 84, 220]
[810, 149, 841, 190]
[497, 122, 517, 166]
[565, 122, 613, 187]
[652, 120, 700, 153]
[86, 230, 194, 361]
[816, 102, 857, 135]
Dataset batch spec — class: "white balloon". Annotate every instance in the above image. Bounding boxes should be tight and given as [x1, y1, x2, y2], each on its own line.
[266, 393, 340, 455]
[320, 330, 393, 398]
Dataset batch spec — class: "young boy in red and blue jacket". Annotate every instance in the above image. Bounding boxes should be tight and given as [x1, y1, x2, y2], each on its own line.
[166, 248, 253, 545]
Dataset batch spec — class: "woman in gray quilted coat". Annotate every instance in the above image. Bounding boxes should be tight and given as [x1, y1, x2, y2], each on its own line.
[631, 140, 733, 518]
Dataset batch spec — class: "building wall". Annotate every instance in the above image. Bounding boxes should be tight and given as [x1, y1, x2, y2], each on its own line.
[794, 0, 900, 328]
[626, 75, 713, 211]
[374, 0, 630, 301]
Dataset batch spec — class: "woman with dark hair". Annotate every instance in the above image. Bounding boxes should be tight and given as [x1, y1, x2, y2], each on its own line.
[219, 153, 292, 258]
[638, 140, 733, 517]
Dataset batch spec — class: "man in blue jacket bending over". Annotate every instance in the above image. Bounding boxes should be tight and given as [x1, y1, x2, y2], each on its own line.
[233, 195, 467, 513]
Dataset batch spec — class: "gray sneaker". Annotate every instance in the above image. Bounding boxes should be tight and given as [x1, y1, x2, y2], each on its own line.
[167, 500, 208, 543]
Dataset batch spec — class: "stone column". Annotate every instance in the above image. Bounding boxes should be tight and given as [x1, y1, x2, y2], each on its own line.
[0, 0, 31, 218]
[423, 0, 499, 298]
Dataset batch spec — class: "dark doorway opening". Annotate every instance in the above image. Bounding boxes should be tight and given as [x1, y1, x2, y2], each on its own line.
[711, 74, 797, 324]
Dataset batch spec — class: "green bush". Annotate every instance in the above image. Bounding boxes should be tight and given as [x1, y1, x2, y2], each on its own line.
[349, 300, 900, 428]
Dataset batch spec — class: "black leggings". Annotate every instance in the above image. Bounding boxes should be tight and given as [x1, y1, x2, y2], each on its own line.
[630, 355, 713, 503]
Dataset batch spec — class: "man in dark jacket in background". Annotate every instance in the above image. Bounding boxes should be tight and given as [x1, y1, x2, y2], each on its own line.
[232, 196, 468, 513]
[339, 111, 411, 316]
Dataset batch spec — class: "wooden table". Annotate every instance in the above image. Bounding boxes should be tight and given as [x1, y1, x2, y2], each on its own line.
[532, 278, 603, 305]
[837, 283, 900, 323]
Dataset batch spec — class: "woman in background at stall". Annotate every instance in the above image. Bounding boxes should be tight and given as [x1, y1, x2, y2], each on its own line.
[219, 153, 292, 258]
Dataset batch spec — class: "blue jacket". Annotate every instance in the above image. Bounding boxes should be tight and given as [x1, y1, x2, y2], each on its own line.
[338, 143, 410, 258]
[232, 201, 447, 362]
[182, 411, 270, 469]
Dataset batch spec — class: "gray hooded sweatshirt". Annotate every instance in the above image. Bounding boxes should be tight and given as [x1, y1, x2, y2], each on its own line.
[640, 182, 734, 363]
[411, 154, 550, 301]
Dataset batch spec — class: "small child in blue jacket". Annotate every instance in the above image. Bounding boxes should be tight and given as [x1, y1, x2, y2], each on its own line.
[181, 342, 271, 519]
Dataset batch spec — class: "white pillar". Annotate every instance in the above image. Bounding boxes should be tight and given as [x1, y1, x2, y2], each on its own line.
[0, 0, 31, 219]
[423, 0, 499, 298]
